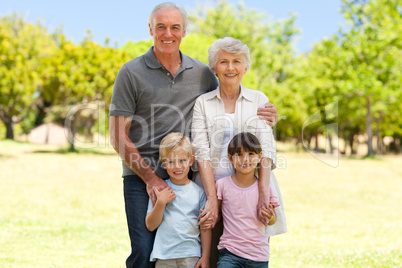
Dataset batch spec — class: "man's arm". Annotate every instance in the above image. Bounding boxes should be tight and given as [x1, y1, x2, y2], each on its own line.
[257, 102, 278, 126]
[109, 115, 168, 205]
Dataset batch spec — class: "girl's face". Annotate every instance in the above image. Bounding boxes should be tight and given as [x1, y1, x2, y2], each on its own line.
[229, 148, 262, 175]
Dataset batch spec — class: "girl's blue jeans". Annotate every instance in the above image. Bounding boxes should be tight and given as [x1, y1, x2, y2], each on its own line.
[217, 248, 269, 268]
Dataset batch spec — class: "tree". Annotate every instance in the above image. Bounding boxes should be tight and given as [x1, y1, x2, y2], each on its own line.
[339, 0, 402, 155]
[0, 14, 56, 139]
[39, 31, 130, 151]
[189, 1, 302, 142]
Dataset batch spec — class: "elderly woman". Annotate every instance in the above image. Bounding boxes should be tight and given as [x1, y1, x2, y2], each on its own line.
[191, 37, 286, 266]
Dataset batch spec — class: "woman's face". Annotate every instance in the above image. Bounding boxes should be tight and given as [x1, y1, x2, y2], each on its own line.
[214, 50, 247, 88]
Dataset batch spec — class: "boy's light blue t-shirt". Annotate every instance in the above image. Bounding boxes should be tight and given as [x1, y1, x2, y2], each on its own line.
[147, 179, 207, 262]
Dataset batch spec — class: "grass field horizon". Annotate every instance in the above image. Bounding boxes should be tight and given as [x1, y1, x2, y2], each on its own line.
[1, 140, 401, 267]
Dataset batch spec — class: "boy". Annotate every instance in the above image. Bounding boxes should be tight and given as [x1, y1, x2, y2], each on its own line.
[214, 132, 280, 268]
[146, 132, 212, 268]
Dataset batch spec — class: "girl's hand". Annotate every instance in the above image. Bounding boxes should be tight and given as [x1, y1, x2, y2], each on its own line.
[260, 204, 276, 225]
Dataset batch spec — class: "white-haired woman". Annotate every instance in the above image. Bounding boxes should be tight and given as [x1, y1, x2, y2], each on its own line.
[191, 37, 287, 267]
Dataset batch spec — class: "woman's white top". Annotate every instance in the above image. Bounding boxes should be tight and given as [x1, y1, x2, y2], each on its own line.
[191, 85, 287, 236]
[214, 113, 235, 180]
[191, 85, 276, 173]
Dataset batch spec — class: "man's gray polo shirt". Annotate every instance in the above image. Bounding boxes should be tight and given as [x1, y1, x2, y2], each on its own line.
[109, 47, 218, 178]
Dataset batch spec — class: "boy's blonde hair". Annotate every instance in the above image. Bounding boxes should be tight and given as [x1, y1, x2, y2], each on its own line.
[159, 132, 193, 162]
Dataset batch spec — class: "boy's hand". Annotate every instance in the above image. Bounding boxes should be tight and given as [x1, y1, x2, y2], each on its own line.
[195, 256, 209, 268]
[154, 187, 176, 206]
[199, 209, 213, 230]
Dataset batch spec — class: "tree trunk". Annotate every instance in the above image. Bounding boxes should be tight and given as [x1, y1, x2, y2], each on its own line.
[67, 115, 78, 152]
[70, 132, 76, 152]
[376, 116, 382, 155]
[366, 96, 374, 156]
[328, 134, 334, 154]
[308, 133, 313, 149]
[348, 134, 354, 155]
[5, 120, 14, 140]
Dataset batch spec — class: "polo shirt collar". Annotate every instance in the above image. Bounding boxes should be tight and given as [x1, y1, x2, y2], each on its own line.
[206, 84, 253, 102]
[144, 46, 193, 69]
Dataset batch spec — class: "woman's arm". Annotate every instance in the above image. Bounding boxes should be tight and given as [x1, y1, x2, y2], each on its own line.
[198, 160, 219, 227]
[257, 158, 274, 226]
[256, 94, 277, 225]
[191, 97, 219, 227]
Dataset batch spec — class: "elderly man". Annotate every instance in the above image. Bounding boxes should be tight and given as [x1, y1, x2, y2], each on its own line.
[109, 2, 278, 268]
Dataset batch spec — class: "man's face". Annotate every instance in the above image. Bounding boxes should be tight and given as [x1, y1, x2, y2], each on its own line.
[149, 8, 186, 56]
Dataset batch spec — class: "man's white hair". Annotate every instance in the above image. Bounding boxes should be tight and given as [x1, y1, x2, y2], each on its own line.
[148, 2, 189, 32]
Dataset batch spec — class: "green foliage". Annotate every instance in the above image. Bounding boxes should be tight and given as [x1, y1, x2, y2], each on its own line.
[0, 14, 56, 139]
[181, 33, 216, 65]
[121, 39, 153, 59]
[302, 0, 402, 154]
[1, 0, 401, 155]
[190, 1, 303, 140]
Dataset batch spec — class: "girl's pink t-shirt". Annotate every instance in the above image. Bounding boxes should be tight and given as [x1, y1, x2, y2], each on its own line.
[216, 176, 280, 262]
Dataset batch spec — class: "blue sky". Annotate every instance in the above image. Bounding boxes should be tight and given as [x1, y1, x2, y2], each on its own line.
[2, 0, 346, 53]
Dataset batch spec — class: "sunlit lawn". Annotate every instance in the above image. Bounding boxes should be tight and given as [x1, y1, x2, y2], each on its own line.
[1, 140, 401, 267]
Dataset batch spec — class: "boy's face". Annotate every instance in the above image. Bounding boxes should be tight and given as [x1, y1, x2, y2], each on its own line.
[229, 148, 262, 176]
[163, 148, 194, 185]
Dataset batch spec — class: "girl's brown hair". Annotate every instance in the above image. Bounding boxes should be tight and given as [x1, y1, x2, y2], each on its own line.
[227, 132, 261, 156]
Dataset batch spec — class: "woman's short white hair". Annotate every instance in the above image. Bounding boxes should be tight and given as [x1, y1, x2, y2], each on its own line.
[208, 37, 251, 71]
[148, 2, 189, 32]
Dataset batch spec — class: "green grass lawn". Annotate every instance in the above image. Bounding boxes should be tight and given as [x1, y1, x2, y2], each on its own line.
[1, 141, 401, 267]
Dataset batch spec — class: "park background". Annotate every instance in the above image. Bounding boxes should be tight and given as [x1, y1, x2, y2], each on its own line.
[1, 0, 401, 267]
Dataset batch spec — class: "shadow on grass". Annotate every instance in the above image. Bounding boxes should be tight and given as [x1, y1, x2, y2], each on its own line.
[346, 154, 384, 161]
[0, 154, 14, 161]
[32, 147, 116, 156]
[0, 139, 29, 146]
[0, 139, 116, 156]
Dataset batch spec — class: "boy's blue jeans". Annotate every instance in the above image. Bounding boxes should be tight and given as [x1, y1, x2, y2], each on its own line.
[123, 175, 156, 268]
[217, 248, 269, 268]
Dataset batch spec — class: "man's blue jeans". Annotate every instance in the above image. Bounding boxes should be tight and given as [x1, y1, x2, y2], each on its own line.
[217, 248, 269, 268]
[124, 175, 155, 268]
